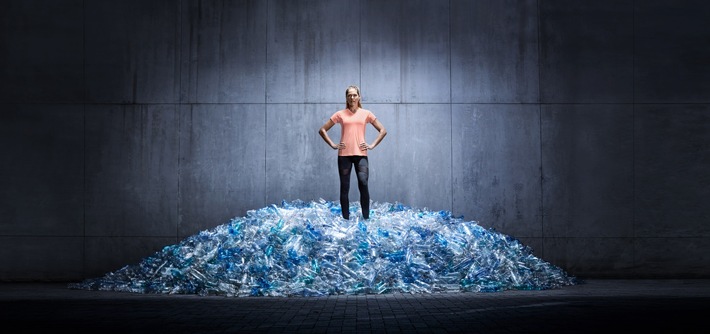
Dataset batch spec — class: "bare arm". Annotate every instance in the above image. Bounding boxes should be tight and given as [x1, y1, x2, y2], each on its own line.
[361, 119, 387, 151]
[319, 119, 344, 150]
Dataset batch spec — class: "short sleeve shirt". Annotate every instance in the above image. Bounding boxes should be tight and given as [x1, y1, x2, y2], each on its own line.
[330, 108, 377, 156]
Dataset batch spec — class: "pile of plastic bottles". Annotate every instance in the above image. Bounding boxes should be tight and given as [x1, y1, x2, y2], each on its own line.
[68, 199, 577, 297]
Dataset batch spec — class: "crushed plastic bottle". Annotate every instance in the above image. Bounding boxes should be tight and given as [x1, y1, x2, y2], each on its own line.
[68, 199, 577, 297]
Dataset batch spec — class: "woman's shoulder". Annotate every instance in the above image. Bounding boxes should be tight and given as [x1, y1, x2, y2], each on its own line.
[362, 109, 377, 118]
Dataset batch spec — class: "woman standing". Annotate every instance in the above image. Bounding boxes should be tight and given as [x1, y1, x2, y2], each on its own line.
[319, 85, 387, 220]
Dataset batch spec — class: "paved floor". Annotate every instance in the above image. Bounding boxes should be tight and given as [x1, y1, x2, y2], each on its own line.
[1, 279, 708, 333]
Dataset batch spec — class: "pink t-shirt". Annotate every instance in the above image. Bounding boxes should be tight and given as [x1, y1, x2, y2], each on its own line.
[330, 108, 377, 156]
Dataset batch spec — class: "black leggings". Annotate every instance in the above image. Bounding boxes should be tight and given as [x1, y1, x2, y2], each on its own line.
[337, 156, 369, 219]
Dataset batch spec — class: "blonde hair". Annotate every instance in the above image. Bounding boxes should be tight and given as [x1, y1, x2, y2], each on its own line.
[345, 85, 362, 109]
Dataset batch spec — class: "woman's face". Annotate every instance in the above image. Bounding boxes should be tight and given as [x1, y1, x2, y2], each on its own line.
[346, 88, 360, 107]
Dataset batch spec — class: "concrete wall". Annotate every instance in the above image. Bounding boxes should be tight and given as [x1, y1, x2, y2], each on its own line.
[1, 0, 709, 281]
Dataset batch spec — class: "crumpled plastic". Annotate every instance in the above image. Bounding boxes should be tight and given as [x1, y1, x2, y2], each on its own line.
[68, 199, 577, 297]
